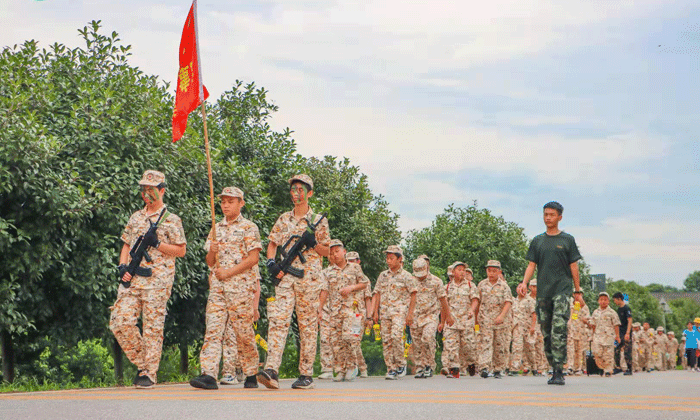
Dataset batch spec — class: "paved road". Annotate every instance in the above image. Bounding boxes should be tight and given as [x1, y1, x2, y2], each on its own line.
[1, 370, 698, 419]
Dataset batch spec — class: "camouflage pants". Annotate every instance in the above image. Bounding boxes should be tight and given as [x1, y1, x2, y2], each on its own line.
[330, 314, 363, 373]
[614, 336, 632, 372]
[631, 341, 640, 371]
[354, 340, 367, 372]
[319, 307, 333, 372]
[221, 316, 242, 376]
[199, 284, 258, 378]
[536, 295, 570, 370]
[380, 314, 407, 371]
[264, 274, 321, 376]
[478, 326, 510, 372]
[412, 320, 438, 369]
[509, 324, 526, 371]
[566, 338, 586, 372]
[110, 286, 172, 383]
[524, 330, 547, 371]
[592, 342, 614, 373]
[643, 344, 654, 370]
[444, 325, 476, 369]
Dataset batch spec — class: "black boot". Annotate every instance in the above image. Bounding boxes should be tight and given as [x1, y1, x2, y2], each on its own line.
[244, 375, 258, 388]
[548, 369, 565, 385]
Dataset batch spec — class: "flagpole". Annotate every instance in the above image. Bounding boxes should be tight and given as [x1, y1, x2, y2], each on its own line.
[201, 103, 217, 240]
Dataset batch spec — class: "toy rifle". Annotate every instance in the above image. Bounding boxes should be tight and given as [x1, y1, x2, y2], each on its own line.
[117, 208, 168, 288]
[267, 213, 327, 286]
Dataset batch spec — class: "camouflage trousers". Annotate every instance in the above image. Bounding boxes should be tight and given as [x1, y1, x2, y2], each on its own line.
[319, 308, 333, 372]
[412, 320, 438, 369]
[665, 352, 676, 370]
[264, 273, 321, 376]
[536, 295, 570, 370]
[509, 324, 526, 371]
[221, 318, 241, 376]
[444, 325, 476, 369]
[566, 338, 586, 372]
[592, 342, 614, 373]
[199, 284, 258, 378]
[330, 314, 363, 373]
[631, 341, 640, 371]
[478, 326, 510, 372]
[614, 336, 632, 372]
[354, 340, 367, 372]
[643, 344, 653, 370]
[654, 349, 665, 371]
[524, 330, 547, 371]
[380, 314, 407, 371]
[110, 286, 172, 383]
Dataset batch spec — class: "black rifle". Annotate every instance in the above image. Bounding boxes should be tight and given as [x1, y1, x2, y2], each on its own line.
[268, 213, 327, 286]
[118, 208, 168, 288]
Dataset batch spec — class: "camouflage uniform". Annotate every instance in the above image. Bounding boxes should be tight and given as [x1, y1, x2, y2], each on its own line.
[667, 333, 679, 370]
[519, 294, 540, 371]
[566, 299, 590, 372]
[476, 276, 513, 372]
[631, 323, 642, 372]
[444, 276, 478, 369]
[412, 266, 446, 370]
[590, 305, 620, 374]
[374, 264, 418, 372]
[347, 252, 370, 374]
[324, 260, 369, 374]
[654, 329, 668, 371]
[680, 337, 687, 369]
[642, 326, 654, 371]
[319, 302, 333, 373]
[199, 212, 261, 378]
[264, 207, 330, 377]
[509, 296, 530, 371]
[110, 200, 186, 383]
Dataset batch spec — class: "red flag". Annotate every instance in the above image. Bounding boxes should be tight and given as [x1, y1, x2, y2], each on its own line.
[172, 0, 209, 142]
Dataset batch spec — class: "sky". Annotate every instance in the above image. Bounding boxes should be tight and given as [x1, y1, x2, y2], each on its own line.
[2, 0, 700, 288]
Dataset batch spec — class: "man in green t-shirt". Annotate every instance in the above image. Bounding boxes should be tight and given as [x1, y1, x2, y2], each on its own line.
[517, 201, 585, 386]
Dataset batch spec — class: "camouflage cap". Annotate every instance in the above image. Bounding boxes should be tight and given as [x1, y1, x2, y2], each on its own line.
[413, 258, 428, 277]
[417, 254, 430, 262]
[656, 326, 664, 332]
[329, 239, 344, 249]
[383, 245, 403, 257]
[681, 336, 687, 341]
[446, 263, 455, 278]
[139, 170, 165, 187]
[346, 251, 360, 260]
[219, 186, 244, 199]
[529, 278, 537, 286]
[288, 174, 314, 190]
[452, 261, 473, 274]
[668, 331, 675, 336]
[485, 260, 501, 269]
[632, 322, 641, 328]
[598, 291, 609, 298]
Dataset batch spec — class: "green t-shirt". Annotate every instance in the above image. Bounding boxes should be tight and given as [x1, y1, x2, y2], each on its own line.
[526, 231, 581, 299]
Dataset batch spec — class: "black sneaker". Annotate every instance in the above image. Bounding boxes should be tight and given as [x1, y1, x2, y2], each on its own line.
[190, 374, 218, 390]
[134, 374, 155, 389]
[133, 370, 143, 385]
[480, 369, 489, 378]
[244, 375, 258, 388]
[612, 368, 623, 375]
[291, 375, 315, 389]
[604, 372, 611, 377]
[424, 366, 433, 378]
[623, 370, 632, 376]
[493, 371, 502, 379]
[257, 368, 280, 390]
[548, 369, 565, 385]
[468, 364, 476, 377]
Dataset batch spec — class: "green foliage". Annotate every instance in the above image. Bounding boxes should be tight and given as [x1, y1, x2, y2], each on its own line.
[683, 271, 700, 292]
[667, 298, 700, 334]
[604, 280, 663, 326]
[404, 203, 529, 289]
[28, 338, 113, 385]
[646, 283, 682, 293]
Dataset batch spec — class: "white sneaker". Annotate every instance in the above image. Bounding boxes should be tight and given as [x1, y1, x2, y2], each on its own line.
[333, 372, 345, 382]
[318, 371, 334, 380]
[359, 369, 369, 378]
[220, 374, 239, 385]
[396, 365, 406, 377]
[345, 368, 358, 382]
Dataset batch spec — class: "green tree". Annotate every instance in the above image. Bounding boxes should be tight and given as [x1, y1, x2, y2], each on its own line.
[404, 203, 529, 289]
[646, 283, 681, 293]
[667, 298, 700, 334]
[683, 271, 700, 292]
[604, 280, 663, 327]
